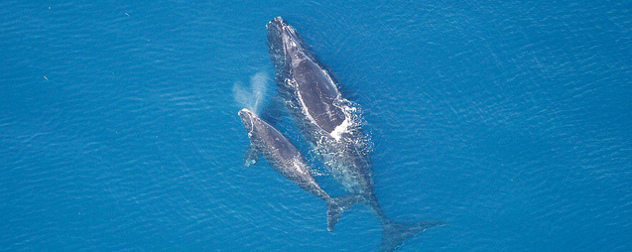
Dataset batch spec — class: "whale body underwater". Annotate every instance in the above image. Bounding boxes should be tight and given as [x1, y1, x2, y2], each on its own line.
[238, 108, 361, 231]
[238, 16, 443, 252]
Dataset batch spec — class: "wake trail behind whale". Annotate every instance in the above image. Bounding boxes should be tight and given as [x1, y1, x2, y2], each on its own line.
[233, 71, 270, 115]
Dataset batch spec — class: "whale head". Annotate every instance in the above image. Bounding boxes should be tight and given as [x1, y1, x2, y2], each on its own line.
[267, 16, 310, 68]
[238, 108, 256, 134]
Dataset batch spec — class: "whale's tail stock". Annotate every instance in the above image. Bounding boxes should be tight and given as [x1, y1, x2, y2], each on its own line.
[325, 195, 363, 231]
[378, 220, 446, 252]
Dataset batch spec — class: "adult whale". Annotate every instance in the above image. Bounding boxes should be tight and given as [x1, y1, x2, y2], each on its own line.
[266, 17, 443, 251]
[238, 108, 361, 231]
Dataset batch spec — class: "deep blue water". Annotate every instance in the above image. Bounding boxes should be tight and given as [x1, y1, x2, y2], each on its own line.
[1, 0, 631, 251]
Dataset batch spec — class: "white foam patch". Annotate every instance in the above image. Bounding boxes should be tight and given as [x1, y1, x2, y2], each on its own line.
[330, 117, 352, 141]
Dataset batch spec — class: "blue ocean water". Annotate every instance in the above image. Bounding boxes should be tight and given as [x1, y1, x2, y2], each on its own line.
[1, 0, 631, 251]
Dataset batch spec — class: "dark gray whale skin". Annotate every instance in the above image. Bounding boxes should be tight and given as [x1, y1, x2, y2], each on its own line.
[266, 17, 443, 252]
[266, 18, 345, 134]
[238, 108, 360, 231]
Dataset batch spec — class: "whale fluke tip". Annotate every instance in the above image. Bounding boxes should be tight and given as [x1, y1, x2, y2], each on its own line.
[378, 220, 445, 252]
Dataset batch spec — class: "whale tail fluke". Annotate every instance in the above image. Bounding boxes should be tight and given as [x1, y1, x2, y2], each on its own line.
[326, 195, 363, 231]
[378, 220, 446, 252]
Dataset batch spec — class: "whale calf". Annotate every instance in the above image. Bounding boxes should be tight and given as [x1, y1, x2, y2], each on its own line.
[238, 108, 361, 231]
[266, 17, 444, 251]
